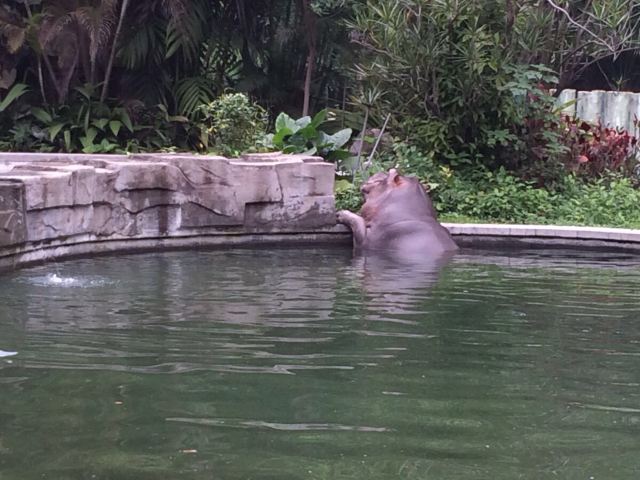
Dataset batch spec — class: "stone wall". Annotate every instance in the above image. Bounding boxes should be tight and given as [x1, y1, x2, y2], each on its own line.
[0, 153, 345, 271]
[557, 89, 639, 136]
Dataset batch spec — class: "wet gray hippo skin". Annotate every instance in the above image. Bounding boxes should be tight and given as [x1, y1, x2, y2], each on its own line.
[337, 169, 458, 255]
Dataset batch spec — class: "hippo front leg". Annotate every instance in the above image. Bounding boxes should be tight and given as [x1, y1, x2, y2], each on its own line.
[337, 210, 367, 248]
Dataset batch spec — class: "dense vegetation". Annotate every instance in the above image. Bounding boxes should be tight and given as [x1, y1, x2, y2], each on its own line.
[1, 0, 640, 227]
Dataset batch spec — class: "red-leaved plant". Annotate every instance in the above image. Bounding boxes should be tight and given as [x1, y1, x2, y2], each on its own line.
[561, 116, 638, 178]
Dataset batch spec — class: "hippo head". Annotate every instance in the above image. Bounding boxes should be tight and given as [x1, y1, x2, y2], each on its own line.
[360, 168, 438, 220]
[360, 168, 407, 201]
[360, 172, 387, 201]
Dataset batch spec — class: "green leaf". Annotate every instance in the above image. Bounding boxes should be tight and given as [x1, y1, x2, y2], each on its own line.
[286, 133, 307, 149]
[176, 77, 217, 117]
[310, 109, 327, 128]
[316, 131, 333, 148]
[0, 83, 28, 112]
[109, 120, 122, 137]
[82, 144, 99, 154]
[302, 146, 317, 155]
[99, 139, 117, 152]
[75, 85, 94, 100]
[92, 118, 109, 130]
[282, 145, 299, 154]
[31, 107, 52, 123]
[49, 123, 66, 142]
[295, 116, 311, 128]
[272, 127, 293, 147]
[83, 108, 91, 133]
[327, 128, 352, 149]
[165, 25, 183, 60]
[117, 109, 134, 132]
[298, 124, 320, 141]
[80, 128, 98, 149]
[275, 112, 298, 133]
[327, 149, 352, 161]
[63, 130, 72, 152]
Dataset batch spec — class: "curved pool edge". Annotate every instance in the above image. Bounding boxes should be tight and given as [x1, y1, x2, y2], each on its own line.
[0, 229, 353, 273]
[444, 223, 640, 253]
[3, 223, 640, 274]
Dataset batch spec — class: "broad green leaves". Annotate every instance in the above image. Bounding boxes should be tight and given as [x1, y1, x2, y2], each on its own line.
[266, 110, 353, 164]
[0, 84, 28, 113]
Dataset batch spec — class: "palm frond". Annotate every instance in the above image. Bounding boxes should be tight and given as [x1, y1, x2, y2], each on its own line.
[118, 18, 165, 69]
[73, 5, 115, 62]
[119, 68, 172, 106]
[175, 75, 216, 117]
[38, 11, 75, 49]
[162, 0, 209, 65]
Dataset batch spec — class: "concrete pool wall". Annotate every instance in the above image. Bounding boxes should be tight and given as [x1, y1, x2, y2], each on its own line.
[1, 152, 640, 272]
[0, 152, 345, 271]
[443, 223, 640, 252]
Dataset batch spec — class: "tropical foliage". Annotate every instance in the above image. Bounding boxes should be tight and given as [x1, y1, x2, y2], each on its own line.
[264, 110, 352, 164]
[1, 0, 640, 227]
[0, 0, 354, 114]
[347, 0, 640, 171]
[193, 93, 267, 156]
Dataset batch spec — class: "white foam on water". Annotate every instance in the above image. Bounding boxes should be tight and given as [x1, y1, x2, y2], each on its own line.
[47, 273, 78, 285]
[24, 273, 115, 288]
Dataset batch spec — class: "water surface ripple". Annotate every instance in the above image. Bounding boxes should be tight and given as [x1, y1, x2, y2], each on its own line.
[1, 247, 639, 479]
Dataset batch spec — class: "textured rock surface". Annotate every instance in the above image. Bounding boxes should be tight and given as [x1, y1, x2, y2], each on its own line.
[0, 180, 27, 246]
[0, 153, 341, 269]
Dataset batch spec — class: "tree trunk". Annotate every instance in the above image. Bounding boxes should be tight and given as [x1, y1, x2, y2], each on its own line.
[22, 0, 47, 103]
[301, 0, 317, 117]
[302, 45, 316, 117]
[42, 54, 66, 103]
[79, 28, 92, 84]
[101, 0, 130, 103]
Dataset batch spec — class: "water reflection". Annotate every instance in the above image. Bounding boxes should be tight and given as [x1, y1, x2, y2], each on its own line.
[353, 251, 454, 318]
[0, 248, 639, 479]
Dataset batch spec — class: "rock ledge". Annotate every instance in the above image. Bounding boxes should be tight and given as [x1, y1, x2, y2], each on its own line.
[0, 152, 346, 271]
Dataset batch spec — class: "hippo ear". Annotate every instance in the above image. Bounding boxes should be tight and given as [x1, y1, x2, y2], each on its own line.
[387, 168, 402, 186]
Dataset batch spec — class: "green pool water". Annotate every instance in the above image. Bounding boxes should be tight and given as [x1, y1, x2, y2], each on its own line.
[0, 247, 639, 480]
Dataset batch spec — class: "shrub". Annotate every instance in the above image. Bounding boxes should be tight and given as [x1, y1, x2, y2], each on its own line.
[559, 118, 639, 179]
[435, 167, 554, 223]
[347, 1, 569, 173]
[381, 142, 452, 192]
[553, 175, 640, 227]
[335, 179, 363, 212]
[194, 93, 267, 156]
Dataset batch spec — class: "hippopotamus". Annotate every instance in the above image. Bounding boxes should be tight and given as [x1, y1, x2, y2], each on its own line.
[337, 168, 458, 256]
